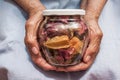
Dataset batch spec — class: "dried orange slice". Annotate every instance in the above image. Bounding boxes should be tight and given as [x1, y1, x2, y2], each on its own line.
[69, 37, 83, 53]
[44, 35, 70, 49]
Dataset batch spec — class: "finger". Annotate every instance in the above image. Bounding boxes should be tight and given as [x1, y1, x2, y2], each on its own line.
[26, 39, 56, 71]
[25, 11, 43, 36]
[28, 46, 57, 71]
[26, 11, 43, 27]
[24, 11, 56, 71]
[31, 46, 39, 55]
[83, 34, 101, 63]
[34, 57, 56, 71]
[66, 51, 96, 72]
[83, 40, 100, 63]
[25, 18, 42, 51]
[26, 39, 40, 55]
[83, 23, 102, 63]
[56, 67, 67, 72]
[25, 20, 41, 38]
[25, 11, 44, 52]
[25, 32, 55, 71]
[66, 61, 93, 72]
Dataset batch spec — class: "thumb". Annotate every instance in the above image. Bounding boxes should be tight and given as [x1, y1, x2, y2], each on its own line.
[24, 36, 41, 56]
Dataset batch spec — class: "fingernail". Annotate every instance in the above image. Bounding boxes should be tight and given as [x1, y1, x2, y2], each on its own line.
[85, 56, 91, 62]
[32, 47, 39, 55]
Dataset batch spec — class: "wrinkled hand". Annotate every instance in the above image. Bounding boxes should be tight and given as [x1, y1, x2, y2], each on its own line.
[65, 19, 103, 72]
[24, 10, 56, 71]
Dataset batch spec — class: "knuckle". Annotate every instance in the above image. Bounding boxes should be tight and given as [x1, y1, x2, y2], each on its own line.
[92, 30, 103, 39]
[96, 30, 103, 38]
[98, 32, 103, 38]
[24, 37, 28, 45]
[32, 58, 38, 65]
[24, 37, 29, 45]
[24, 37, 35, 45]
[34, 60, 38, 65]
[25, 20, 35, 27]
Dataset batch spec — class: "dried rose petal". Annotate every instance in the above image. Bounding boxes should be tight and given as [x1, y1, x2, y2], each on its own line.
[38, 15, 89, 66]
[54, 56, 64, 64]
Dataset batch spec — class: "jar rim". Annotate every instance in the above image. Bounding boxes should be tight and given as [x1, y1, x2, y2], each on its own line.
[43, 9, 85, 16]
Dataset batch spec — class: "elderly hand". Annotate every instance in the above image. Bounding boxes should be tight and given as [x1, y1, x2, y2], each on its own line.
[24, 10, 56, 71]
[65, 18, 103, 72]
[62, 0, 107, 72]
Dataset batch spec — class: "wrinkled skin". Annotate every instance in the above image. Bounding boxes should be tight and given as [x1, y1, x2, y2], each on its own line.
[65, 20, 103, 72]
[57, 0, 107, 72]
[24, 11, 57, 71]
[15, 0, 107, 72]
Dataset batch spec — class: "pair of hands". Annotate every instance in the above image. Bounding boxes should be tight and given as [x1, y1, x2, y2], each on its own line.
[24, 10, 103, 72]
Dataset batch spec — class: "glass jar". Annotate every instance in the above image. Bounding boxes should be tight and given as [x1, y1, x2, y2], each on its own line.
[38, 9, 89, 66]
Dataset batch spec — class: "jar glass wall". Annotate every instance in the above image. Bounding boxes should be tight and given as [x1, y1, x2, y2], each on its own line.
[38, 9, 89, 66]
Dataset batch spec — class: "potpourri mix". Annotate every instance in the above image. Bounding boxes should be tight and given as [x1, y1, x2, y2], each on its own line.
[38, 10, 89, 66]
